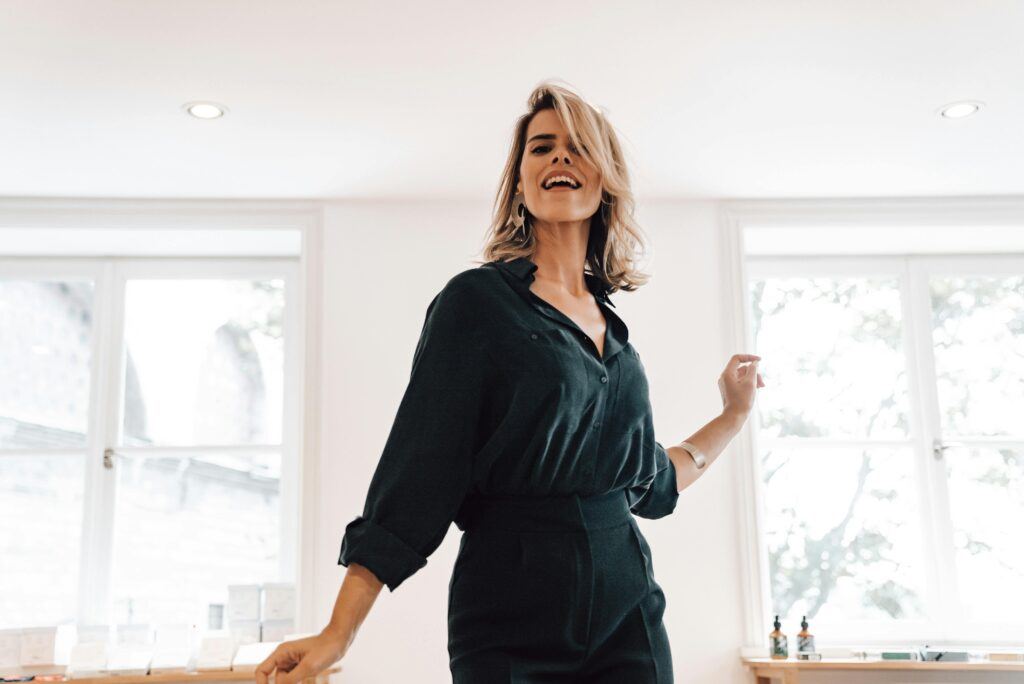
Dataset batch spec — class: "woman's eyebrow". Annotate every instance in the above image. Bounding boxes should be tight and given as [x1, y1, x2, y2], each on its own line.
[526, 133, 558, 144]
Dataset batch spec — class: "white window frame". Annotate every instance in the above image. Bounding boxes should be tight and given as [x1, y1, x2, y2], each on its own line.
[720, 197, 1024, 648]
[0, 198, 324, 630]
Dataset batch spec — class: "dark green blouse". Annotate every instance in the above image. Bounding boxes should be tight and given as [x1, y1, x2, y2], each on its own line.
[338, 256, 679, 591]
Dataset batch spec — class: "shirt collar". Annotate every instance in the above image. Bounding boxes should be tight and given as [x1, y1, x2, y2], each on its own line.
[487, 256, 629, 360]
[490, 256, 616, 308]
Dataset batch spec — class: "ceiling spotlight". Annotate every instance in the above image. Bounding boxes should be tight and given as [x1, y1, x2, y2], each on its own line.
[184, 101, 228, 119]
[938, 100, 983, 119]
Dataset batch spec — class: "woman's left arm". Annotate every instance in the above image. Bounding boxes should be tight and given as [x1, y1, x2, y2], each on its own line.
[666, 353, 764, 493]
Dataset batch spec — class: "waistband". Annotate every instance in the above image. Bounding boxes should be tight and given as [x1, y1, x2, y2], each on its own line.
[460, 489, 633, 534]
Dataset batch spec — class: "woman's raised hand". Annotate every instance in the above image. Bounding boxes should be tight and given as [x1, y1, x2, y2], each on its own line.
[255, 626, 349, 684]
[718, 353, 764, 420]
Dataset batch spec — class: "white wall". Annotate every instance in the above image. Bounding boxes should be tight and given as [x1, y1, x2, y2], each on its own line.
[313, 198, 751, 683]
[0, 196, 1012, 682]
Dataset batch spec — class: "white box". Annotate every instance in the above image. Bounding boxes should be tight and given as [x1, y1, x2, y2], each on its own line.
[149, 647, 192, 675]
[196, 634, 235, 672]
[231, 641, 279, 673]
[0, 630, 21, 669]
[105, 646, 153, 676]
[228, 585, 262, 622]
[67, 642, 108, 679]
[150, 624, 193, 675]
[19, 627, 58, 666]
[260, 583, 296, 621]
[228, 620, 261, 647]
[107, 626, 153, 676]
[65, 625, 111, 678]
[259, 619, 295, 644]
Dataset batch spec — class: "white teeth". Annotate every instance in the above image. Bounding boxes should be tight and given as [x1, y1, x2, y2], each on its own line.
[543, 175, 580, 189]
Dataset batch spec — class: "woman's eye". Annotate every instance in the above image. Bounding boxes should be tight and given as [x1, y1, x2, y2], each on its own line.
[530, 143, 587, 155]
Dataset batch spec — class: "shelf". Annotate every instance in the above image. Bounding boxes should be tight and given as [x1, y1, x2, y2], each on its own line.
[22, 666, 342, 684]
[743, 657, 1024, 683]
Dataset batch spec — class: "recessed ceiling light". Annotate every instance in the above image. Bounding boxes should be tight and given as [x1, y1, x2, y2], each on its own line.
[183, 101, 228, 119]
[938, 100, 983, 119]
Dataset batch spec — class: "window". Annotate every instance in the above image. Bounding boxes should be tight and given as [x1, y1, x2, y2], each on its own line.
[741, 251, 1024, 644]
[0, 254, 302, 628]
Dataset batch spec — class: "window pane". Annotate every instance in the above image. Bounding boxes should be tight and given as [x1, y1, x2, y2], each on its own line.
[930, 275, 1024, 437]
[0, 455, 84, 627]
[0, 280, 94, 449]
[762, 447, 928, 625]
[749, 277, 910, 439]
[110, 451, 280, 625]
[121, 279, 284, 447]
[945, 446, 1024, 623]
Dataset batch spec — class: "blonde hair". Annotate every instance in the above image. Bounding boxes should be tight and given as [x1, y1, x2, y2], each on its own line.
[479, 79, 651, 295]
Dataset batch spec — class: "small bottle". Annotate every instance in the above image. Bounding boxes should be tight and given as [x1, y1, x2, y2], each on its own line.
[797, 615, 816, 654]
[769, 615, 788, 659]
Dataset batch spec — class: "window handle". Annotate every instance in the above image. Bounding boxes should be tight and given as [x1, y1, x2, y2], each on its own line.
[103, 447, 116, 470]
[932, 437, 968, 460]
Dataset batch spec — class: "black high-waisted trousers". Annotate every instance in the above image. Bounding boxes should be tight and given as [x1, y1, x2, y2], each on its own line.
[447, 489, 674, 683]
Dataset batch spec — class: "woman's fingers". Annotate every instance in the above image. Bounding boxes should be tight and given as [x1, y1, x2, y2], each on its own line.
[746, 360, 760, 384]
[724, 353, 761, 375]
[733, 360, 759, 383]
[276, 658, 316, 684]
[256, 642, 302, 684]
[255, 650, 281, 684]
[278, 641, 338, 684]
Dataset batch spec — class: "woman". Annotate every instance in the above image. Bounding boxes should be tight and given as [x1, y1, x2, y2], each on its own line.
[256, 80, 763, 683]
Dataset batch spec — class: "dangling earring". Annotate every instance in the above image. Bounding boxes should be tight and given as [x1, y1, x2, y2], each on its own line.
[510, 192, 528, 232]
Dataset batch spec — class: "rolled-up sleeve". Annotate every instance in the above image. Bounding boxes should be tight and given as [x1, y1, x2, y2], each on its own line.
[338, 276, 492, 591]
[627, 440, 680, 520]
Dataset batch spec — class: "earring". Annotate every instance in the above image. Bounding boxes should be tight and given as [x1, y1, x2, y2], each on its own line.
[510, 192, 528, 231]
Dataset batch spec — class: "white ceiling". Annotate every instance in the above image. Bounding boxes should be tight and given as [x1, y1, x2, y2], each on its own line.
[3, 1, 1023, 200]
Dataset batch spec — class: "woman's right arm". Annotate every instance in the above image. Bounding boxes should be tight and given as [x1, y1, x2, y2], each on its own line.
[325, 561, 385, 648]
[258, 274, 492, 683]
[255, 562, 384, 684]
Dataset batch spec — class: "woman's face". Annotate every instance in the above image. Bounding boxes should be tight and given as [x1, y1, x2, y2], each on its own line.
[517, 108, 602, 229]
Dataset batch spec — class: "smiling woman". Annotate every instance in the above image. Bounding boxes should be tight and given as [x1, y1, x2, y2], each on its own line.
[483, 81, 652, 296]
[518, 109, 606, 231]
[256, 79, 761, 684]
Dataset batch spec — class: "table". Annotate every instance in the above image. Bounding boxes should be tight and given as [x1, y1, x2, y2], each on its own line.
[32, 666, 343, 684]
[743, 657, 1024, 683]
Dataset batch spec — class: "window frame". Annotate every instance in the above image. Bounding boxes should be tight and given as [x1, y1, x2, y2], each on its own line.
[721, 198, 1024, 648]
[0, 199, 322, 630]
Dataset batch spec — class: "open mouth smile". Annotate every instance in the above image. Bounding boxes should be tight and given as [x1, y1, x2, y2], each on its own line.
[541, 171, 582, 191]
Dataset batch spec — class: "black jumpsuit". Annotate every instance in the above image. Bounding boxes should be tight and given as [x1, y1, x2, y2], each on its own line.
[338, 256, 679, 683]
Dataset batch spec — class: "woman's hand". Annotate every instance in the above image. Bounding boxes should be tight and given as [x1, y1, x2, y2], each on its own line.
[718, 353, 764, 421]
[255, 625, 349, 684]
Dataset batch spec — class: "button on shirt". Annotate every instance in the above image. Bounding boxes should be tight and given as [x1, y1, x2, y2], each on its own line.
[338, 256, 679, 591]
